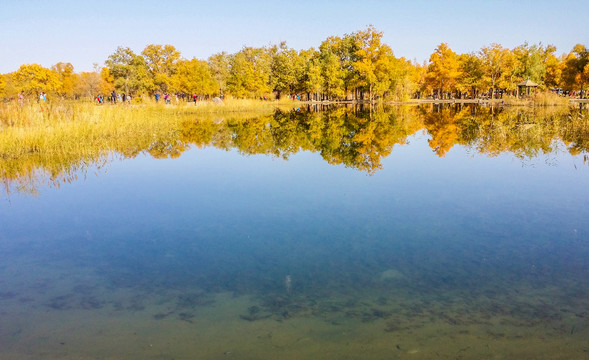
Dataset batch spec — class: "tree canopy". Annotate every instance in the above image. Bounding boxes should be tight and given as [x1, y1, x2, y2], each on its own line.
[1, 27, 587, 101]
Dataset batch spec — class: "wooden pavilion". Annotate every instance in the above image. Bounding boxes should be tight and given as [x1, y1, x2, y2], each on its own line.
[517, 79, 539, 97]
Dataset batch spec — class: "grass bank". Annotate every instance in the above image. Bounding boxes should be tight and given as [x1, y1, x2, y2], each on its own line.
[501, 92, 570, 106]
[0, 99, 299, 194]
[0, 98, 300, 127]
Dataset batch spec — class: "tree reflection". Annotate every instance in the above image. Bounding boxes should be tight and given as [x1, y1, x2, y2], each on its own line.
[2, 105, 588, 195]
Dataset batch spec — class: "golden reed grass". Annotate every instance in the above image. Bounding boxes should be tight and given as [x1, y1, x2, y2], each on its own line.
[0, 99, 299, 194]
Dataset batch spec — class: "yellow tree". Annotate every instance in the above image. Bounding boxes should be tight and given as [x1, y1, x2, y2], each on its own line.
[412, 61, 428, 98]
[425, 43, 461, 99]
[75, 71, 102, 98]
[543, 45, 563, 89]
[353, 25, 393, 101]
[171, 58, 218, 96]
[0, 74, 5, 98]
[562, 44, 589, 94]
[388, 56, 418, 100]
[0, 73, 18, 99]
[480, 43, 512, 97]
[142, 44, 181, 93]
[208, 52, 230, 96]
[99, 67, 115, 94]
[583, 63, 589, 93]
[12, 63, 61, 97]
[51, 62, 76, 98]
[458, 53, 485, 98]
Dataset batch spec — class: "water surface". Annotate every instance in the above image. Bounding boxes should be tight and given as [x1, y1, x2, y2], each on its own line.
[1, 105, 589, 359]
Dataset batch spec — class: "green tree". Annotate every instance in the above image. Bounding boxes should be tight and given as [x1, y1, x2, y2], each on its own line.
[319, 34, 357, 100]
[301, 49, 323, 101]
[320, 51, 345, 99]
[270, 42, 300, 98]
[226, 47, 272, 98]
[105, 47, 153, 96]
[512, 42, 546, 85]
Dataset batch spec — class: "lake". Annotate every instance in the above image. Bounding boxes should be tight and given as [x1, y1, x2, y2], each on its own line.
[1, 104, 588, 359]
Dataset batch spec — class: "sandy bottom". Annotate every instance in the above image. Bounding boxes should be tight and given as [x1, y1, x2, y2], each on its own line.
[1, 259, 588, 359]
[1, 289, 588, 360]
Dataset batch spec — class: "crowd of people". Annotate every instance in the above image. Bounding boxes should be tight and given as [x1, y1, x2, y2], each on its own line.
[551, 88, 586, 98]
[154, 92, 213, 104]
[95, 91, 132, 104]
[93, 91, 222, 105]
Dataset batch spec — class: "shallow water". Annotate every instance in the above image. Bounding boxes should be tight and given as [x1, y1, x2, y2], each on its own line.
[1, 106, 589, 359]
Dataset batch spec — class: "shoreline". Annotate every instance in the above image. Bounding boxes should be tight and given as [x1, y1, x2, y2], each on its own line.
[300, 98, 589, 106]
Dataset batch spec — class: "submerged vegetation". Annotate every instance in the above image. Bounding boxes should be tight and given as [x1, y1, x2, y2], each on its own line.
[1, 26, 588, 103]
[1, 100, 588, 195]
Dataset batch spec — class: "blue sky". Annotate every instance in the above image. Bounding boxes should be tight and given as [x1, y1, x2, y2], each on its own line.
[1, 0, 585, 73]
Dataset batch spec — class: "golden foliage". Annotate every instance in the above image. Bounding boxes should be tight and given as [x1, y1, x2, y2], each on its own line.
[1, 30, 587, 102]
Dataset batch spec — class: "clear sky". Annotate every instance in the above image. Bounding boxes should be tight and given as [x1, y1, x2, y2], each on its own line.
[1, 0, 586, 73]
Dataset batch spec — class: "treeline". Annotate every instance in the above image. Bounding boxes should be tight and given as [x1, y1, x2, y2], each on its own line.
[1, 26, 588, 101]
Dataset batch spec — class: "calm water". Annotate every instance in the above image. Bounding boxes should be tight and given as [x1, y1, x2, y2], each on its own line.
[1, 105, 589, 359]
